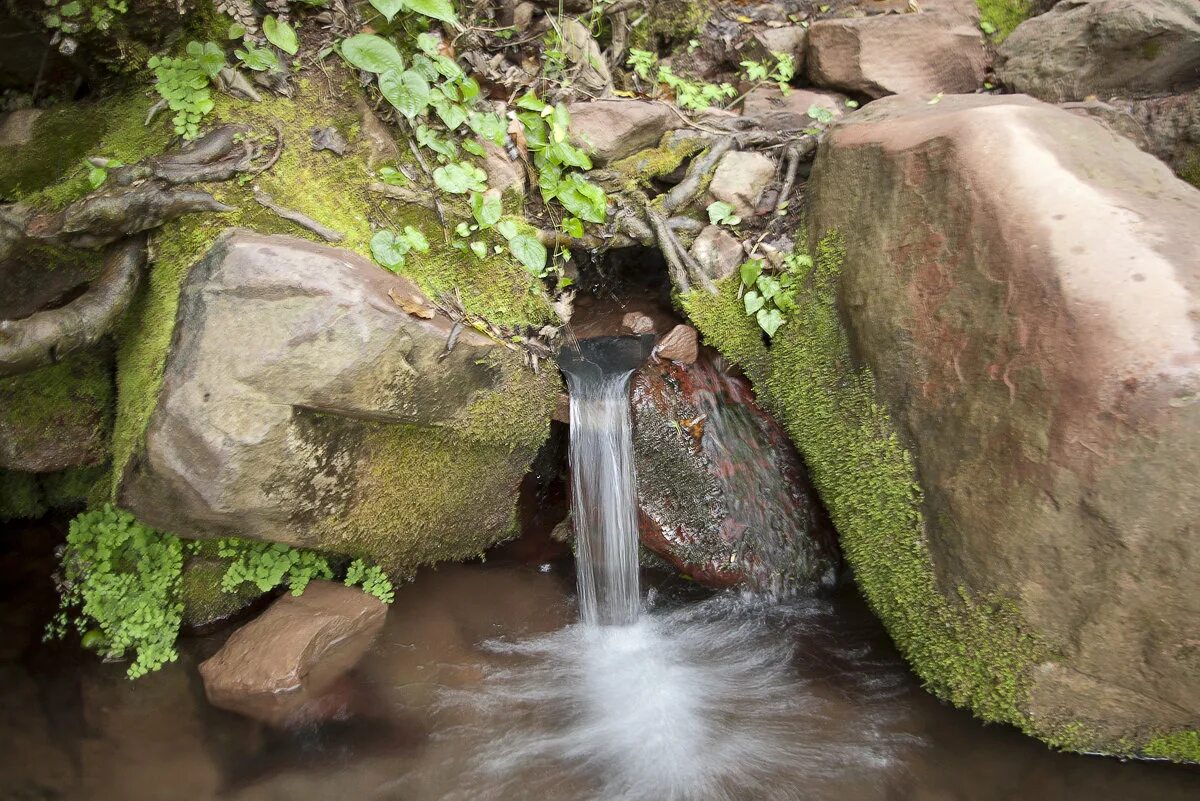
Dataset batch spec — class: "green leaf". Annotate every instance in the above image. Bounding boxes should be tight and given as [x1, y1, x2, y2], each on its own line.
[467, 111, 506, 144]
[236, 44, 279, 71]
[739, 258, 763, 287]
[707, 200, 735, 225]
[743, 289, 765, 315]
[562, 217, 584, 238]
[379, 68, 430, 119]
[496, 219, 519, 240]
[409, 53, 439, 81]
[87, 165, 107, 189]
[756, 274, 781, 300]
[416, 32, 441, 55]
[263, 16, 299, 55]
[469, 240, 487, 259]
[516, 92, 546, 112]
[470, 189, 503, 228]
[434, 100, 468, 130]
[757, 307, 785, 337]
[192, 41, 225, 78]
[340, 33, 405, 74]
[227, 22, 246, 39]
[556, 173, 607, 223]
[402, 225, 429, 252]
[370, 230, 409, 270]
[509, 232, 548, 276]
[369, 0, 404, 21]
[403, 0, 458, 23]
[462, 139, 485, 156]
[433, 162, 486, 194]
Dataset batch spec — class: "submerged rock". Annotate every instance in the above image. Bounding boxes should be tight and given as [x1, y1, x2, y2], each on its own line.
[998, 0, 1200, 102]
[118, 231, 557, 574]
[631, 357, 836, 591]
[808, 93, 1200, 755]
[806, 10, 986, 98]
[198, 580, 386, 727]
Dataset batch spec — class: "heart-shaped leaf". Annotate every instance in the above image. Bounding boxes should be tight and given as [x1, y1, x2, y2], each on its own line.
[369, 0, 404, 21]
[509, 232, 548, 277]
[380, 69, 431, 120]
[403, 0, 458, 23]
[743, 290, 765, 315]
[263, 16, 298, 56]
[757, 307, 785, 337]
[340, 34, 405, 74]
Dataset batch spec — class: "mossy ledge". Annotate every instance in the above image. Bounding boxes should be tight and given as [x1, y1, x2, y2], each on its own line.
[683, 231, 1050, 737]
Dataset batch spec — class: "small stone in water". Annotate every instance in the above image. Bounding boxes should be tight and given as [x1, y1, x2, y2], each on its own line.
[655, 324, 699, 364]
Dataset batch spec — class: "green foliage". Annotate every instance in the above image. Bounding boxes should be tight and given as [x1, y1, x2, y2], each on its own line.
[975, 0, 1031, 42]
[370, 226, 430, 272]
[43, 0, 128, 36]
[216, 539, 333, 595]
[48, 505, 184, 679]
[340, 33, 407, 73]
[344, 558, 395, 603]
[263, 15, 299, 56]
[740, 51, 795, 92]
[736, 252, 808, 337]
[370, 0, 458, 23]
[236, 42, 280, 72]
[626, 50, 735, 111]
[433, 161, 487, 193]
[148, 42, 223, 139]
[1143, 730, 1200, 764]
[706, 200, 740, 227]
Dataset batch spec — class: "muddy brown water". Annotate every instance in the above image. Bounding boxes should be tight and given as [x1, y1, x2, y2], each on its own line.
[1, 520, 1198, 801]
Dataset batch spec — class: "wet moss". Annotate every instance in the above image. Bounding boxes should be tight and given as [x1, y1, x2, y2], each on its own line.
[684, 231, 1047, 734]
[0, 349, 114, 463]
[1143, 730, 1200, 764]
[0, 470, 46, 521]
[178, 556, 265, 628]
[41, 464, 110, 510]
[610, 131, 707, 192]
[975, 0, 1032, 42]
[0, 91, 170, 209]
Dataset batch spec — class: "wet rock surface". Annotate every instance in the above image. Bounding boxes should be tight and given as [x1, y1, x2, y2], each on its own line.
[998, 0, 1200, 102]
[199, 580, 387, 727]
[810, 92, 1200, 747]
[631, 356, 837, 591]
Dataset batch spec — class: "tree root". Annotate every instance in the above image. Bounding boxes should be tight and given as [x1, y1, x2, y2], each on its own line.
[0, 237, 147, 377]
[253, 187, 344, 242]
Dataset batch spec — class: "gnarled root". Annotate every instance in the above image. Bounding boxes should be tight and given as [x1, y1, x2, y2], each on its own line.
[0, 236, 147, 377]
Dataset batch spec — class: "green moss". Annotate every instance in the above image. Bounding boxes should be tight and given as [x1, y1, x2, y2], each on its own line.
[0, 349, 113, 461]
[41, 464, 110, 510]
[311, 353, 558, 576]
[629, 0, 712, 53]
[0, 470, 46, 521]
[610, 132, 707, 192]
[685, 231, 1046, 732]
[1178, 148, 1200, 189]
[1143, 730, 1200, 764]
[178, 556, 265, 628]
[0, 91, 170, 209]
[976, 0, 1032, 42]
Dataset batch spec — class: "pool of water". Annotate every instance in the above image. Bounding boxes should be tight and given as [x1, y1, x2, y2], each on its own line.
[1, 523, 1198, 801]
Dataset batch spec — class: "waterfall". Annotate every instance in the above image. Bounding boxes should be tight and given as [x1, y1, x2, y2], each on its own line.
[558, 335, 652, 626]
[564, 368, 641, 626]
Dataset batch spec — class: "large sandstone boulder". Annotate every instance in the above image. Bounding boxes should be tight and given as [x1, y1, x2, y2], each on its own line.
[632, 357, 837, 592]
[806, 11, 986, 98]
[808, 93, 1200, 756]
[998, 0, 1200, 102]
[118, 231, 557, 574]
[198, 581, 386, 726]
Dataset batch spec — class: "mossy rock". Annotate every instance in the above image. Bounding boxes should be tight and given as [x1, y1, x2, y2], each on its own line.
[0, 348, 114, 473]
[179, 556, 264, 629]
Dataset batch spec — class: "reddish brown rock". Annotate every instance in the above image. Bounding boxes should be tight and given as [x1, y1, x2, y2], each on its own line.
[807, 12, 986, 98]
[810, 92, 1200, 752]
[199, 581, 387, 727]
[654, 324, 699, 364]
[632, 358, 837, 591]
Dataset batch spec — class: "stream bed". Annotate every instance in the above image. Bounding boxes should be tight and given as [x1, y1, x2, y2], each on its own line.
[2, 522, 1198, 801]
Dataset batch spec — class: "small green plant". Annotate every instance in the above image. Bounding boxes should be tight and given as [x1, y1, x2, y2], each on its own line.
[236, 42, 280, 72]
[44, 0, 128, 36]
[148, 41, 224, 139]
[84, 157, 124, 188]
[344, 559, 395, 603]
[47, 505, 184, 679]
[216, 538, 334, 595]
[433, 161, 487, 193]
[262, 15, 299, 56]
[740, 51, 795, 92]
[368, 0, 458, 24]
[707, 200, 741, 227]
[370, 226, 431, 272]
[627, 50, 736, 111]
[737, 252, 812, 337]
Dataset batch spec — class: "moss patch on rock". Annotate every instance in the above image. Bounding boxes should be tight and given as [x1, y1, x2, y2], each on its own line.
[1143, 730, 1200, 764]
[107, 76, 555, 492]
[313, 349, 560, 576]
[684, 231, 1047, 733]
[178, 555, 265, 628]
[976, 0, 1032, 42]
